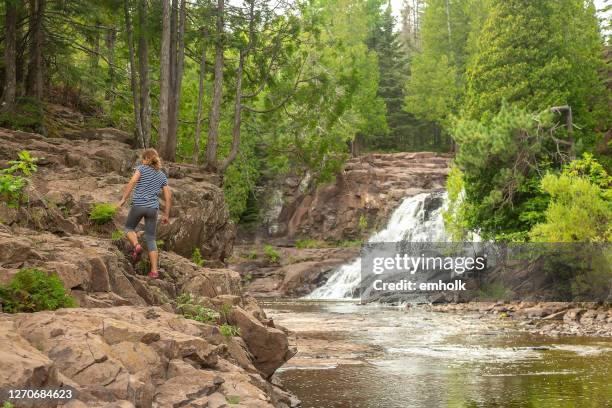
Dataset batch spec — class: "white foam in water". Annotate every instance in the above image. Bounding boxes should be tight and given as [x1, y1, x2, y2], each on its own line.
[305, 192, 448, 300]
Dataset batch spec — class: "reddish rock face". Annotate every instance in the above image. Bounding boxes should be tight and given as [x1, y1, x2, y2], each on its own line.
[0, 128, 234, 262]
[0, 306, 298, 408]
[267, 152, 451, 241]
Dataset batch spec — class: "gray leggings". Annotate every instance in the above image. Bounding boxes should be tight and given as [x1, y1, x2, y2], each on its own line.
[124, 206, 158, 251]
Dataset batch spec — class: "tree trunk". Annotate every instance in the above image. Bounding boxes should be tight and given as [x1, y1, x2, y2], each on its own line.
[138, 0, 151, 147]
[25, 0, 44, 101]
[204, 0, 225, 172]
[91, 20, 100, 72]
[219, 50, 245, 172]
[193, 30, 207, 165]
[124, 0, 144, 147]
[166, 0, 186, 161]
[105, 26, 116, 106]
[2, 0, 17, 112]
[158, 0, 171, 156]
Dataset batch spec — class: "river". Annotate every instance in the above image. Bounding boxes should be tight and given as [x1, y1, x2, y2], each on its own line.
[265, 300, 612, 408]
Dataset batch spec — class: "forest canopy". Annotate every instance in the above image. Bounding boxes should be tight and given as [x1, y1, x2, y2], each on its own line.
[0, 0, 610, 237]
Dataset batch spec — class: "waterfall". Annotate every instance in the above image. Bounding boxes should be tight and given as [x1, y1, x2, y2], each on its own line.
[305, 191, 448, 300]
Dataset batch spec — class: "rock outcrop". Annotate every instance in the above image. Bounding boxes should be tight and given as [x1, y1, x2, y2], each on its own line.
[231, 245, 359, 297]
[261, 152, 451, 240]
[0, 127, 233, 261]
[0, 306, 299, 407]
[0, 121, 297, 407]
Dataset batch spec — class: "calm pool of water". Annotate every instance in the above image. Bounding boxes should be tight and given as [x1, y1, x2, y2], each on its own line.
[265, 301, 612, 408]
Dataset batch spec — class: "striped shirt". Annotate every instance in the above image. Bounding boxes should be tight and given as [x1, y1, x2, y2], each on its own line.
[131, 164, 168, 209]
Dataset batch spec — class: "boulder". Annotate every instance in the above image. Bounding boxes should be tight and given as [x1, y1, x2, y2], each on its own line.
[231, 307, 295, 378]
[0, 307, 281, 408]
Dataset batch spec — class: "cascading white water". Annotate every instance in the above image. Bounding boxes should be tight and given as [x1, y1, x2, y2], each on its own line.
[305, 192, 448, 300]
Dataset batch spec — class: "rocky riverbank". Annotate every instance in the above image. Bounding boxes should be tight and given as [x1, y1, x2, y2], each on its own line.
[0, 120, 298, 407]
[429, 301, 612, 337]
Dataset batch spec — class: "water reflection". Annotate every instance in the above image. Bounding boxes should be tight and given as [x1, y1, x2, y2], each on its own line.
[267, 301, 612, 408]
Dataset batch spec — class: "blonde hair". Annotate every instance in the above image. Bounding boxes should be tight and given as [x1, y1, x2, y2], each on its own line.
[141, 148, 162, 171]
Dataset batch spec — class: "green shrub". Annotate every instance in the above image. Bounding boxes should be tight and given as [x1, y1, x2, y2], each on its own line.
[0, 268, 76, 313]
[89, 203, 117, 224]
[0, 97, 44, 133]
[295, 238, 324, 249]
[191, 248, 204, 266]
[263, 244, 280, 263]
[111, 229, 125, 241]
[219, 323, 241, 338]
[176, 293, 219, 324]
[4, 150, 38, 176]
[0, 174, 27, 208]
[247, 250, 258, 259]
[219, 303, 233, 324]
[0, 150, 39, 208]
[156, 239, 165, 250]
[226, 395, 240, 404]
[358, 214, 368, 232]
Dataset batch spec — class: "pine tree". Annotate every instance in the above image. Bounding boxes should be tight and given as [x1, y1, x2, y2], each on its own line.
[404, 0, 487, 134]
[464, 0, 608, 137]
[367, 1, 428, 150]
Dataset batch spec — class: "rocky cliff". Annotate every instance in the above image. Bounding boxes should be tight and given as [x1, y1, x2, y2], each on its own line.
[262, 152, 451, 241]
[0, 124, 297, 407]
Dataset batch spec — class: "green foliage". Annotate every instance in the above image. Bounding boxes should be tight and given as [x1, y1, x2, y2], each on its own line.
[176, 293, 219, 324]
[226, 395, 241, 404]
[3, 402, 15, 408]
[0, 98, 44, 133]
[358, 215, 368, 232]
[464, 0, 608, 137]
[219, 323, 241, 338]
[263, 244, 280, 263]
[562, 153, 612, 190]
[0, 268, 76, 313]
[405, 0, 488, 129]
[451, 104, 553, 240]
[294, 238, 322, 249]
[219, 303, 233, 324]
[294, 238, 363, 249]
[89, 203, 117, 225]
[0, 174, 27, 208]
[191, 248, 204, 267]
[529, 173, 611, 242]
[0, 150, 39, 208]
[111, 229, 125, 241]
[156, 239, 165, 250]
[443, 165, 469, 241]
[136, 260, 151, 275]
[4, 151, 39, 176]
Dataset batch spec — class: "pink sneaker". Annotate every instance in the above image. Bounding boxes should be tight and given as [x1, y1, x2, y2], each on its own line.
[148, 270, 159, 279]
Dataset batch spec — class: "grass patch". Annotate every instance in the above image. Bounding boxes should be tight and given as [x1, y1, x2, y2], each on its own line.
[176, 293, 219, 324]
[89, 203, 116, 224]
[219, 323, 241, 338]
[294, 238, 363, 249]
[226, 395, 240, 404]
[0, 268, 76, 313]
[111, 229, 125, 241]
[263, 244, 280, 263]
[191, 248, 204, 266]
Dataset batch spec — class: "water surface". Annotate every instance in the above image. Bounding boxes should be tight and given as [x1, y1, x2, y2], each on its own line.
[265, 301, 611, 408]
